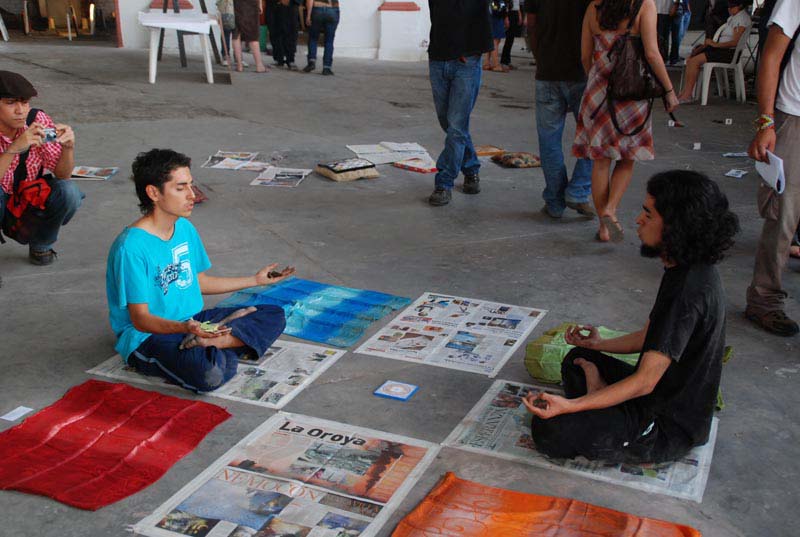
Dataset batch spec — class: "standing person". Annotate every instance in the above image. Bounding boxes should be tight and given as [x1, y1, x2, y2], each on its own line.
[500, 0, 524, 70]
[676, 0, 750, 103]
[427, 0, 493, 206]
[273, 0, 300, 69]
[746, 0, 800, 337]
[106, 149, 293, 392]
[217, 0, 236, 66]
[0, 71, 82, 266]
[233, 0, 268, 72]
[655, 0, 673, 60]
[572, 0, 678, 242]
[524, 171, 738, 464]
[668, 0, 691, 65]
[303, 0, 340, 75]
[527, 0, 595, 219]
[485, 0, 509, 72]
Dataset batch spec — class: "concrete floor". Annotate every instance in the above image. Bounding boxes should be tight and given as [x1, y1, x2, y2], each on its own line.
[0, 38, 798, 537]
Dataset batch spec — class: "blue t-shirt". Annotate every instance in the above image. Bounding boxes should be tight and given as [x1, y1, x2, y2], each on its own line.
[106, 218, 211, 361]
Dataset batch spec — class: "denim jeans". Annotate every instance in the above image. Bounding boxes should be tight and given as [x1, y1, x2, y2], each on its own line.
[669, 8, 691, 63]
[535, 80, 592, 215]
[429, 55, 482, 190]
[657, 14, 671, 60]
[129, 305, 286, 393]
[307, 7, 339, 68]
[0, 178, 83, 251]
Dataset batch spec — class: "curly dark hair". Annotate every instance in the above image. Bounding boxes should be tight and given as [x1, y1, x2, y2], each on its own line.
[646, 170, 739, 266]
[131, 149, 192, 214]
[597, 0, 639, 31]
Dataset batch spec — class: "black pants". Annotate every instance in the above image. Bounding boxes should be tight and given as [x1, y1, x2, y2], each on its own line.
[500, 11, 520, 66]
[530, 348, 691, 463]
[273, 2, 299, 64]
[656, 14, 672, 61]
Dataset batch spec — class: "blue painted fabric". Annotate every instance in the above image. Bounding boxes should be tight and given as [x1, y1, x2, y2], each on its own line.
[217, 277, 411, 348]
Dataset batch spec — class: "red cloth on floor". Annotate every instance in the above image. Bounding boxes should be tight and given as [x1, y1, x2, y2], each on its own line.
[0, 379, 230, 510]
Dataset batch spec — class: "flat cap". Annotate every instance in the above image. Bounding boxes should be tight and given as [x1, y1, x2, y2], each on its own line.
[0, 71, 37, 99]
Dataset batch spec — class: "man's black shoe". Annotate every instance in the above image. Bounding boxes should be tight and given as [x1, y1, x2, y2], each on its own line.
[745, 309, 800, 337]
[303, 62, 316, 73]
[287, 63, 298, 71]
[463, 173, 480, 194]
[29, 248, 57, 266]
[428, 187, 451, 206]
[322, 67, 334, 76]
[273, 60, 285, 67]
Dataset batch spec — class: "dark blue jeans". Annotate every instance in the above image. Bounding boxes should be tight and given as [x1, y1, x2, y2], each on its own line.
[129, 304, 286, 393]
[535, 80, 592, 215]
[0, 178, 83, 252]
[429, 55, 482, 190]
[669, 8, 691, 63]
[307, 6, 339, 68]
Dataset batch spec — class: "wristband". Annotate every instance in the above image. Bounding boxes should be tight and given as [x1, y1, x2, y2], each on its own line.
[753, 114, 775, 132]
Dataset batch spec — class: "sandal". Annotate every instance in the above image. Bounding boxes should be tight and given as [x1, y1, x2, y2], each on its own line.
[599, 215, 624, 243]
[491, 66, 506, 73]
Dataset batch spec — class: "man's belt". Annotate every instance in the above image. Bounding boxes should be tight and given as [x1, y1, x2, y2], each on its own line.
[313, 1, 339, 7]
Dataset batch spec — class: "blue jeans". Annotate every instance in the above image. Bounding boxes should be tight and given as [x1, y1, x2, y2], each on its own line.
[429, 55, 482, 190]
[0, 178, 83, 251]
[307, 7, 339, 68]
[535, 80, 592, 215]
[669, 9, 691, 63]
[129, 305, 286, 392]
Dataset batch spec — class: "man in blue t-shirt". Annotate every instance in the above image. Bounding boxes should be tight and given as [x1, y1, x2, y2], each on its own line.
[106, 148, 293, 392]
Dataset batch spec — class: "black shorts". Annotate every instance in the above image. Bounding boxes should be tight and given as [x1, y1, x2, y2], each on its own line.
[697, 46, 735, 64]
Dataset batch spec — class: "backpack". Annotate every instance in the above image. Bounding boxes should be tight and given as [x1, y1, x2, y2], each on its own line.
[1, 108, 53, 245]
[216, 0, 235, 30]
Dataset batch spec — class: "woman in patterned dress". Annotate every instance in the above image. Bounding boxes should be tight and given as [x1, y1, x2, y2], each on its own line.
[573, 0, 678, 242]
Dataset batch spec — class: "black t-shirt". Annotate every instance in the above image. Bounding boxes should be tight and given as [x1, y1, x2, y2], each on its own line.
[526, 0, 591, 81]
[639, 264, 725, 447]
[428, 0, 494, 61]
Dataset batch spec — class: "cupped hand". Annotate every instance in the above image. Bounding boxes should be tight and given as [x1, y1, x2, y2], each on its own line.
[9, 122, 45, 153]
[255, 263, 296, 286]
[664, 92, 679, 113]
[564, 324, 600, 349]
[521, 392, 572, 419]
[185, 319, 219, 338]
[55, 124, 75, 148]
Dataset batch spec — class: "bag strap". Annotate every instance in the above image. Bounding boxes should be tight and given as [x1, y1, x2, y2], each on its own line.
[626, 0, 645, 33]
[10, 108, 42, 196]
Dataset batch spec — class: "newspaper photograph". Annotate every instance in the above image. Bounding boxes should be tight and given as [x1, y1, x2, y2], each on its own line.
[250, 167, 313, 188]
[71, 165, 119, 181]
[443, 379, 717, 502]
[356, 292, 546, 377]
[133, 413, 440, 537]
[87, 340, 345, 409]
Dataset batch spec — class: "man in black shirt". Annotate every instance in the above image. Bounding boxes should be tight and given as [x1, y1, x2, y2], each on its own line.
[427, 0, 493, 206]
[527, 0, 594, 219]
[524, 170, 739, 463]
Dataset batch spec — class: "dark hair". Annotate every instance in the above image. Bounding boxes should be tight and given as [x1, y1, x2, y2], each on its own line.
[646, 170, 739, 266]
[597, 0, 637, 31]
[131, 149, 191, 214]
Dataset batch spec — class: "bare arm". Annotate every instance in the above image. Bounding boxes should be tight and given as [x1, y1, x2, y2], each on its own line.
[197, 264, 295, 295]
[712, 26, 746, 49]
[305, 0, 313, 25]
[580, 4, 595, 74]
[129, 303, 194, 335]
[565, 322, 648, 354]
[523, 351, 672, 418]
[748, 24, 791, 162]
[640, 0, 673, 91]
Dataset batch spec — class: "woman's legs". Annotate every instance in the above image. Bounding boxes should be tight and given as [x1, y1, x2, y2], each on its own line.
[678, 52, 707, 100]
[233, 34, 244, 71]
[591, 158, 611, 241]
[248, 40, 267, 72]
[605, 159, 635, 220]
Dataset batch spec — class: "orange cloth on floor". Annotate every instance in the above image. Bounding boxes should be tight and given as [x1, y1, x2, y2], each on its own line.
[393, 472, 701, 537]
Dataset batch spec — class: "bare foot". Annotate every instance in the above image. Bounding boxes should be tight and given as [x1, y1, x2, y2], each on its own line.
[195, 333, 245, 349]
[595, 224, 610, 242]
[180, 307, 257, 350]
[575, 358, 608, 393]
[217, 306, 257, 325]
[790, 245, 800, 259]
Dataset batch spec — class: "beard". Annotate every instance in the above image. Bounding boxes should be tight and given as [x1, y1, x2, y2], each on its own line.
[640, 243, 663, 258]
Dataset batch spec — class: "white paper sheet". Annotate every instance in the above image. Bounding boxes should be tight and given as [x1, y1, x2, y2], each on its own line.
[755, 150, 785, 194]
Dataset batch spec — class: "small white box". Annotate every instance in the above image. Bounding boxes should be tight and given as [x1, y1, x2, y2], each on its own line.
[693, 142, 702, 150]
[374, 380, 419, 401]
[668, 120, 675, 127]
[724, 118, 733, 125]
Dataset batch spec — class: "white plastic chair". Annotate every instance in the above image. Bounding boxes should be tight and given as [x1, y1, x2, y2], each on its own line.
[0, 11, 8, 41]
[697, 21, 753, 105]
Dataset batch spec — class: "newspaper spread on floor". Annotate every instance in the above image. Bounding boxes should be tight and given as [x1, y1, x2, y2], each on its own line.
[87, 340, 345, 409]
[71, 165, 119, 180]
[250, 167, 313, 187]
[346, 141, 431, 165]
[133, 412, 440, 537]
[443, 379, 717, 502]
[355, 292, 546, 377]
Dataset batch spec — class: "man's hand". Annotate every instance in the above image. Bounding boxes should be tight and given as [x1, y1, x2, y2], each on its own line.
[564, 324, 601, 349]
[749, 128, 776, 163]
[54, 124, 75, 149]
[8, 121, 45, 153]
[521, 392, 573, 419]
[184, 319, 221, 338]
[255, 263, 296, 286]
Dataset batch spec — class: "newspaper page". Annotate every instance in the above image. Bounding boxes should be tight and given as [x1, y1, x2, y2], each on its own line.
[201, 151, 259, 170]
[87, 340, 345, 409]
[133, 412, 440, 537]
[250, 167, 313, 188]
[71, 165, 119, 180]
[356, 292, 547, 377]
[346, 142, 430, 165]
[443, 379, 718, 502]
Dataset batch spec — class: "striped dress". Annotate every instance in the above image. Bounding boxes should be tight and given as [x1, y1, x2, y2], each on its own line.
[572, 31, 655, 161]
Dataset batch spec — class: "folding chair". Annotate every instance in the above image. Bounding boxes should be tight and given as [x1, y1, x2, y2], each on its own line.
[698, 22, 753, 105]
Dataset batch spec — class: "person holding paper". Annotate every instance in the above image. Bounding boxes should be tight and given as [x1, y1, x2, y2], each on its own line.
[746, 0, 800, 337]
[524, 171, 739, 463]
[106, 149, 294, 392]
